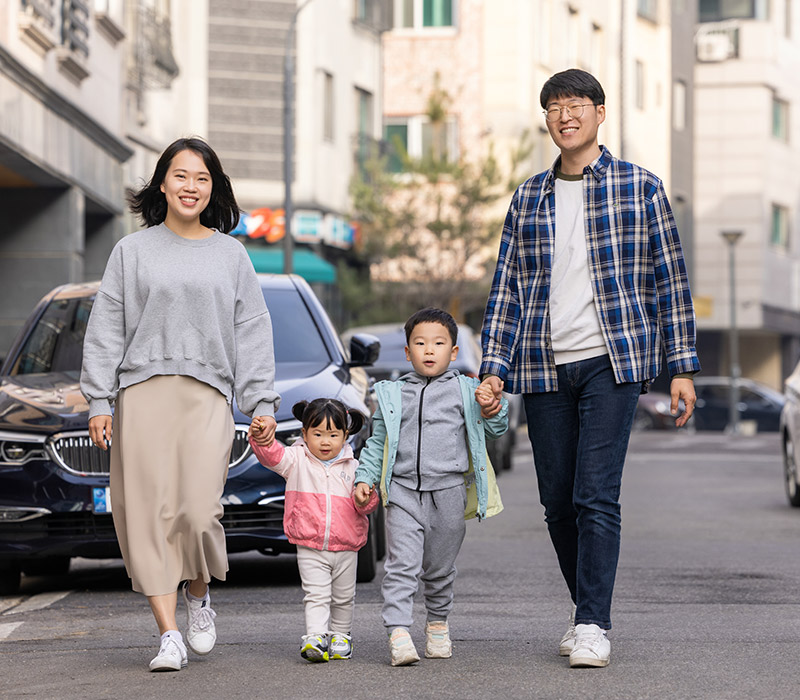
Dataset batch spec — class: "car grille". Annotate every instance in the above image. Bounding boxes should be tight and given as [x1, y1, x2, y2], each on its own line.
[45, 511, 118, 538]
[221, 503, 284, 531]
[47, 427, 252, 477]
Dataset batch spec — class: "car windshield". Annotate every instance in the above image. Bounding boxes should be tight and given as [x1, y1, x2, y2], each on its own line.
[9, 288, 331, 376]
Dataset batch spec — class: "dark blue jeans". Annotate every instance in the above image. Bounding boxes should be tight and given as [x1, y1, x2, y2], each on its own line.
[522, 354, 642, 630]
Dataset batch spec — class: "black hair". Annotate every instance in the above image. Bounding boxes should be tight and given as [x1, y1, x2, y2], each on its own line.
[292, 399, 366, 436]
[404, 307, 458, 346]
[539, 69, 605, 109]
[127, 137, 240, 233]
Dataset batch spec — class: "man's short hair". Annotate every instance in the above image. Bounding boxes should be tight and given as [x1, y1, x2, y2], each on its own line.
[540, 69, 605, 109]
[404, 308, 458, 345]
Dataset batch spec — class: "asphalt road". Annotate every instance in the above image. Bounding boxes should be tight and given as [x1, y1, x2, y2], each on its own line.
[1, 429, 798, 699]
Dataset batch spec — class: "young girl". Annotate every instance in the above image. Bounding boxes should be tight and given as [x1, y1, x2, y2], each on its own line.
[81, 137, 279, 672]
[249, 399, 378, 662]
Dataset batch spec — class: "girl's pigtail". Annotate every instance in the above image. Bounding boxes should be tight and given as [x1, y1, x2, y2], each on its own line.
[291, 401, 308, 423]
[346, 408, 366, 435]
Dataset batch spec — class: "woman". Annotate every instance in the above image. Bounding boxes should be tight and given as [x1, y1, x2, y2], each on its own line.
[80, 137, 279, 672]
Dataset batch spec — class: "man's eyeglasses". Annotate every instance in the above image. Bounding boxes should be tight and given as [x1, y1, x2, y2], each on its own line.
[543, 102, 595, 122]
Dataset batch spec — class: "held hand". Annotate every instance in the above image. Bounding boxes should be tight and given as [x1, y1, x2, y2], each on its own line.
[670, 377, 696, 428]
[249, 416, 277, 446]
[354, 482, 373, 508]
[88, 415, 112, 450]
[476, 376, 503, 417]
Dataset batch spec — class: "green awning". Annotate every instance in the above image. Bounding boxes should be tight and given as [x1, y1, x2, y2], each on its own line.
[246, 248, 336, 284]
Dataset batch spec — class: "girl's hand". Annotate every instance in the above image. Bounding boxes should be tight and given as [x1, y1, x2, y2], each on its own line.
[354, 482, 374, 507]
[249, 416, 277, 446]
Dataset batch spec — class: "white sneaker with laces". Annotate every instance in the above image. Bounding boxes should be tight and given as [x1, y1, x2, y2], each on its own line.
[425, 621, 452, 659]
[183, 583, 217, 655]
[558, 604, 577, 656]
[569, 623, 610, 668]
[389, 628, 420, 666]
[149, 633, 188, 672]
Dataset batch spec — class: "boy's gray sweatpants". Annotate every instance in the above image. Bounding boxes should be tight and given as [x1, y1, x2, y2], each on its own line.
[382, 480, 467, 630]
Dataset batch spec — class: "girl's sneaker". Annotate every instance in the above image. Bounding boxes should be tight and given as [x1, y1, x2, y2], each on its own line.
[329, 633, 352, 660]
[389, 628, 419, 666]
[300, 634, 329, 662]
[424, 621, 452, 658]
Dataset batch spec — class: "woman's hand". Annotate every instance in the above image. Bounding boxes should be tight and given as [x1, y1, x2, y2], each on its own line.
[88, 415, 113, 450]
[249, 415, 277, 446]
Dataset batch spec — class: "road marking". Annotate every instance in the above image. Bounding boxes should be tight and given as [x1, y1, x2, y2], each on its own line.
[3, 591, 72, 615]
[0, 622, 24, 640]
[0, 598, 24, 614]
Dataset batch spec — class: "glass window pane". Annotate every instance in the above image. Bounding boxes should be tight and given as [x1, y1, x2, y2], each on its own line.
[385, 122, 408, 172]
[423, 0, 453, 27]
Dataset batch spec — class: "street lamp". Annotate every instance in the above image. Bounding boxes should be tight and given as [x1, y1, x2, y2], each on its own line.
[283, 0, 314, 274]
[721, 230, 743, 435]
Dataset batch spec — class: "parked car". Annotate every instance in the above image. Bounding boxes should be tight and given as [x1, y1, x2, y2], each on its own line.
[780, 360, 800, 507]
[0, 275, 383, 595]
[341, 322, 521, 472]
[693, 376, 785, 432]
[632, 391, 685, 431]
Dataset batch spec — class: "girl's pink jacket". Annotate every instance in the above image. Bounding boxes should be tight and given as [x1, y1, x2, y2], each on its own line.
[249, 437, 378, 552]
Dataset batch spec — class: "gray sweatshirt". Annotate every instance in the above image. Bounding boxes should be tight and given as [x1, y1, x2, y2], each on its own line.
[392, 369, 469, 491]
[80, 224, 280, 419]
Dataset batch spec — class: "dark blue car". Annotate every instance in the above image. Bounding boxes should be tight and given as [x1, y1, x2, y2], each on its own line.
[0, 275, 382, 594]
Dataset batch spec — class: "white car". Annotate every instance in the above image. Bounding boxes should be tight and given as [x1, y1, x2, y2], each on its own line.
[780, 360, 800, 507]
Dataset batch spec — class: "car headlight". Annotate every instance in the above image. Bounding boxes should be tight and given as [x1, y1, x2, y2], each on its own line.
[0, 432, 47, 466]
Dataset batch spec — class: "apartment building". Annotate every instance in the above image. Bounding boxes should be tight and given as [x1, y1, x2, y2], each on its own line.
[693, 0, 800, 387]
[0, 0, 131, 354]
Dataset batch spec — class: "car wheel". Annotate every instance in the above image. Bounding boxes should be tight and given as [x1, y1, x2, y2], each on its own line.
[356, 515, 378, 583]
[21, 557, 71, 577]
[783, 432, 800, 507]
[0, 566, 21, 595]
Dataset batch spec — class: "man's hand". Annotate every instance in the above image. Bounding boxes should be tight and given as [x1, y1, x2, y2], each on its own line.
[88, 415, 112, 450]
[354, 482, 374, 507]
[670, 377, 696, 428]
[476, 376, 504, 417]
[249, 416, 277, 446]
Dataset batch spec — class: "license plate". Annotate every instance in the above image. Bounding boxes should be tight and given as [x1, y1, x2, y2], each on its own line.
[92, 487, 112, 514]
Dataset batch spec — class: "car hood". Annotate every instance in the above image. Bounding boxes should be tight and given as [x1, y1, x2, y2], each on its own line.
[0, 363, 353, 433]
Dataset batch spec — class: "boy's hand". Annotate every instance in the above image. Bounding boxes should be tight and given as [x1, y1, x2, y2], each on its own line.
[249, 416, 277, 446]
[475, 377, 503, 418]
[354, 482, 374, 507]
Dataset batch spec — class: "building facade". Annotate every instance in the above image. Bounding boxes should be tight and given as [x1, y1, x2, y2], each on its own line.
[693, 0, 800, 387]
[0, 0, 132, 354]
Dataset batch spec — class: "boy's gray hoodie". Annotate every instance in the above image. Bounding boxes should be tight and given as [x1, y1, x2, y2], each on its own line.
[391, 369, 469, 492]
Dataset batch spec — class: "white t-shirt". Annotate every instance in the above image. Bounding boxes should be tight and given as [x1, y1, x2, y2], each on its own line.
[549, 172, 608, 364]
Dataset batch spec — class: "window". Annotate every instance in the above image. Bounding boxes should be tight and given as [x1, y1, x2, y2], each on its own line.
[637, 0, 658, 22]
[355, 88, 374, 175]
[635, 61, 645, 110]
[673, 80, 687, 131]
[771, 204, 789, 249]
[772, 95, 788, 142]
[323, 72, 334, 142]
[395, 0, 454, 29]
[384, 116, 458, 172]
[699, 0, 766, 22]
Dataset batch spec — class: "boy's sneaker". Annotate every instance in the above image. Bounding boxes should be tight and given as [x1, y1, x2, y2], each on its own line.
[424, 621, 452, 659]
[329, 633, 352, 660]
[558, 604, 577, 656]
[389, 628, 420, 666]
[569, 623, 610, 668]
[149, 633, 188, 672]
[300, 634, 329, 662]
[182, 582, 217, 655]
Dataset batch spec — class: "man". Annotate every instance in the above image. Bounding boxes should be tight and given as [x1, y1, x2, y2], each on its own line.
[478, 69, 700, 668]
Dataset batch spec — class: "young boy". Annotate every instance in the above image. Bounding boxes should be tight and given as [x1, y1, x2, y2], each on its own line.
[354, 308, 508, 666]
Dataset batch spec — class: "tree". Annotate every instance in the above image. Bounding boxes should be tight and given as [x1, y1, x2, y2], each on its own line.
[346, 79, 532, 327]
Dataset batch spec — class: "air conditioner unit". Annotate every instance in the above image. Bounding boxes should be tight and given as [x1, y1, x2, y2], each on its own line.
[697, 33, 731, 62]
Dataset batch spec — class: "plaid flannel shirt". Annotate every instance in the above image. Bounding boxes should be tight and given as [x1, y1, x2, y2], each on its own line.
[480, 146, 701, 394]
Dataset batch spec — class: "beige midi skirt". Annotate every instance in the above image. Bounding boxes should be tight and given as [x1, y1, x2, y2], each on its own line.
[110, 375, 234, 596]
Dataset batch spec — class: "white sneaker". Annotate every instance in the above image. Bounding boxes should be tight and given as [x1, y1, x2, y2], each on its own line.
[425, 621, 452, 659]
[558, 604, 577, 656]
[149, 633, 188, 672]
[569, 623, 610, 668]
[389, 628, 420, 666]
[183, 582, 217, 655]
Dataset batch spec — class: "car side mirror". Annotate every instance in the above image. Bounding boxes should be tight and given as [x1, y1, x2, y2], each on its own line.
[348, 333, 380, 367]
